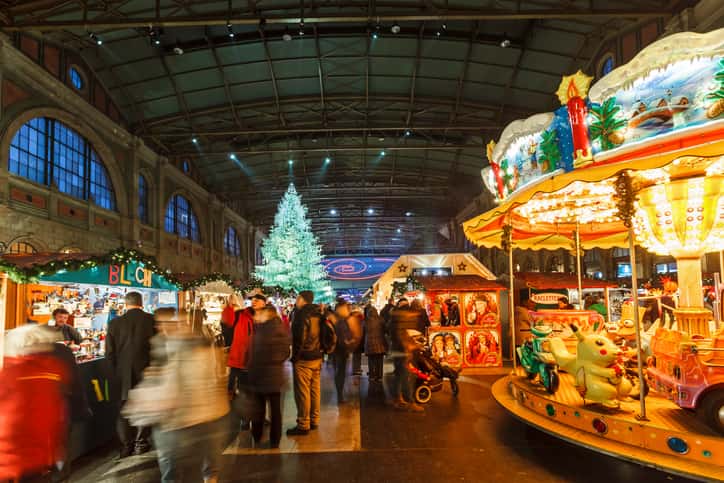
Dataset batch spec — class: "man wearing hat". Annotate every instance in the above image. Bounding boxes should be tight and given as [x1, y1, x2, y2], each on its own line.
[227, 293, 267, 430]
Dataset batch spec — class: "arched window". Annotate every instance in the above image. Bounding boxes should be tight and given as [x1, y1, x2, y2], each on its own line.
[164, 194, 200, 242]
[599, 54, 615, 78]
[224, 226, 241, 257]
[6, 241, 37, 254]
[138, 174, 150, 224]
[8, 117, 116, 211]
[68, 67, 84, 90]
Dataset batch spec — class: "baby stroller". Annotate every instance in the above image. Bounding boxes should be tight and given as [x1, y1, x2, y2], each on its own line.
[408, 331, 460, 404]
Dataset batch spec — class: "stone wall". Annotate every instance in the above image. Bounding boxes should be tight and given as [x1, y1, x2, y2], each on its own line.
[0, 34, 255, 280]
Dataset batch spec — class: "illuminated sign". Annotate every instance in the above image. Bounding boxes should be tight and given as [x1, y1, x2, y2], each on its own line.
[323, 257, 395, 281]
[41, 262, 177, 290]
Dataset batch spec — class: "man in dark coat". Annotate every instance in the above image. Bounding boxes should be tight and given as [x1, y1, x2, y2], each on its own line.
[106, 291, 155, 457]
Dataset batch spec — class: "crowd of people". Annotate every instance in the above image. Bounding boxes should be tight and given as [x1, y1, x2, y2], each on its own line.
[0, 289, 444, 482]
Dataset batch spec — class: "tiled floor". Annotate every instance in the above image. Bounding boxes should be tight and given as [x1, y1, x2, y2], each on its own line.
[68, 361, 700, 483]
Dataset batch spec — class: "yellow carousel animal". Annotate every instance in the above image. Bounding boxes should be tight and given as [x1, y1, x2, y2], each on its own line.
[549, 324, 633, 408]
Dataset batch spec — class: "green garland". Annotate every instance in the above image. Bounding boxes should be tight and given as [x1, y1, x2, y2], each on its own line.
[614, 171, 635, 227]
[0, 247, 254, 293]
[391, 275, 426, 297]
[501, 223, 513, 253]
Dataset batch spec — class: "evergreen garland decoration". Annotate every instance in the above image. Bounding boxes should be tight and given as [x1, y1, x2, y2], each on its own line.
[501, 223, 513, 253]
[614, 171, 635, 227]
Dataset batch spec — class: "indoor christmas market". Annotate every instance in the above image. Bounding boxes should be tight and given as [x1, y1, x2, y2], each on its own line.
[0, 2, 722, 482]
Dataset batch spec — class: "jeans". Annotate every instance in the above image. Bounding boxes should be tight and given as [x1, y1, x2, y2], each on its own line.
[368, 354, 384, 382]
[251, 392, 282, 446]
[292, 358, 322, 430]
[352, 352, 363, 375]
[153, 415, 227, 483]
[117, 400, 151, 453]
[333, 351, 349, 400]
[392, 356, 413, 402]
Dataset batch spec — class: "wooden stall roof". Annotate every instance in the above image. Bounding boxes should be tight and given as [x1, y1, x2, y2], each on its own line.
[514, 272, 618, 290]
[417, 275, 504, 292]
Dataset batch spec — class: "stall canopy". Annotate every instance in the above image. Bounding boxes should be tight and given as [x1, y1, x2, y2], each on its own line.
[0, 249, 179, 290]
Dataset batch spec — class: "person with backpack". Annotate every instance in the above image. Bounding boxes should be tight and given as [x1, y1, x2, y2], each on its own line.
[287, 291, 326, 436]
[332, 302, 364, 404]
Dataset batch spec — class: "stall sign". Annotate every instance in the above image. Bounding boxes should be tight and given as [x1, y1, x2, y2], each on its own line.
[530, 309, 604, 334]
[530, 289, 568, 308]
[41, 262, 178, 291]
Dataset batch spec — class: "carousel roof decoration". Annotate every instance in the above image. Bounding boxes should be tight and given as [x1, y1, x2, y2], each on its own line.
[465, 29, 724, 252]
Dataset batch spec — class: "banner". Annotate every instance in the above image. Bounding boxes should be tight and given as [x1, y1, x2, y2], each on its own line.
[41, 262, 178, 291]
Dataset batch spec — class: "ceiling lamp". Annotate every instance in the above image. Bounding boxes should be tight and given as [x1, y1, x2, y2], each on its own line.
[500, 35, 511, 48]
[192, 137, 198, 144]
[227, 22, 235, 38]
[391, 22, 401, 34]
[89, 32, 102, 45]
[634, 174, 724, 307]
[288, 159, 294, 166]
[173, 44, 184, 55]
[380, 150, 386, 156]
[149, 27, 162, 46]
[330, 209, 337, 215]
[282, 27, 292, 42]
[367, 208, 375, 215]
[298, 22, 305, 36]
[324, 156, 331, 164]
[372, 23, 381, 39]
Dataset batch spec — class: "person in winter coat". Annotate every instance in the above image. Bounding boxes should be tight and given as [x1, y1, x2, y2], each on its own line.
[364, 305, 387, 384]
[106, 291, 156, 457]
[124, 309, 229, 483]
[332, 302, 364, 404]
[0, 324, 72, 481]
[220, 293, 242, 347]
[248, 306, 291, 449]
[410, 299, 430, 331]
[387, 300, 425, 412]
[288, 291, 323, 436]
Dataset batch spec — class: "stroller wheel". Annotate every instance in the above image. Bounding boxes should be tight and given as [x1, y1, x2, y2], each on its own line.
[415, 385, 433, 404]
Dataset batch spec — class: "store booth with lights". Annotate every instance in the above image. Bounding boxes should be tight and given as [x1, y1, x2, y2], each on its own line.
[464, 30, 724, 481]
[0, 248, 179, 460]
[373, 253, 505, 368]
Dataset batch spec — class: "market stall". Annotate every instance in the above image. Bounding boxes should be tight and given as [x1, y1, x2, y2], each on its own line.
[465, 29, 724, 481]
[0, 249, 180, 460]
[415, 275, 505, 368]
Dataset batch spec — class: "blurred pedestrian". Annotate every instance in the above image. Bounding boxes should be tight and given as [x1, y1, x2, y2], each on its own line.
[124, 309, 229, 483]
[248, 306, 291, 449]
[332, 302, 364, 404]
[0, 324, 71, 480]
[409, 299, 430, 332]
[387, 299, 424, 412]
[227, 294, 265, 431]
[364, 305, 387, 384]
[106, 291, 156, 457]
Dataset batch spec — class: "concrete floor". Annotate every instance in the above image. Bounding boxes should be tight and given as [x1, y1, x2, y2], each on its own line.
[68, 362, 699, 483]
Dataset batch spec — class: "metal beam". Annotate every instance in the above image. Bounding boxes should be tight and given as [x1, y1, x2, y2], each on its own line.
[156, 124, 500, 138]
[258, 27, 286, 127]
[3, 9, 670, 30]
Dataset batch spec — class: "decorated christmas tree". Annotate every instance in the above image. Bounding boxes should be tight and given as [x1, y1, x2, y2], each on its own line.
[255, 183, 333, 302]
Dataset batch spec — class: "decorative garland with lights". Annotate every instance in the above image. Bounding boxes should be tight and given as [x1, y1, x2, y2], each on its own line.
[0, 248, 255, 293]
[391, 275, 426, 297]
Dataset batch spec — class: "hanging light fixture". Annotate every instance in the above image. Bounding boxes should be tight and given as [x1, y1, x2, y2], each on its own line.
[390, 22, 401, 34]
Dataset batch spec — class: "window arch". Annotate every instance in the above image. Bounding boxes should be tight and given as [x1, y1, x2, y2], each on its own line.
[224, 226, 241, 257]
[8, 117, 116, 211]
[599, 53, 615, 78]
[164, 194, 200, 242]
[138, 174, 150, 224]
[6, 241, 37, 254]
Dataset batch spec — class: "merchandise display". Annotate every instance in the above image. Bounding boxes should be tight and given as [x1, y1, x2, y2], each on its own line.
[469, 29, 724, 481]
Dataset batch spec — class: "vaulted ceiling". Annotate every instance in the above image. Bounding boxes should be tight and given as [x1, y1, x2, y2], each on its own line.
[0, 0, 682, 255]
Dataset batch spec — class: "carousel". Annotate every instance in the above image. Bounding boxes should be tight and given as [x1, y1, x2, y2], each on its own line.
[464, 29, 724, 481]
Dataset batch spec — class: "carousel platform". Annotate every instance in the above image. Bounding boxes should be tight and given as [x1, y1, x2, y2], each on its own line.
[492, 371, 724, 482]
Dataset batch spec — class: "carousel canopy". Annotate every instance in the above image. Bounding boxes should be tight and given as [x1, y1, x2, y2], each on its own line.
[463, 29, 724, 252]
